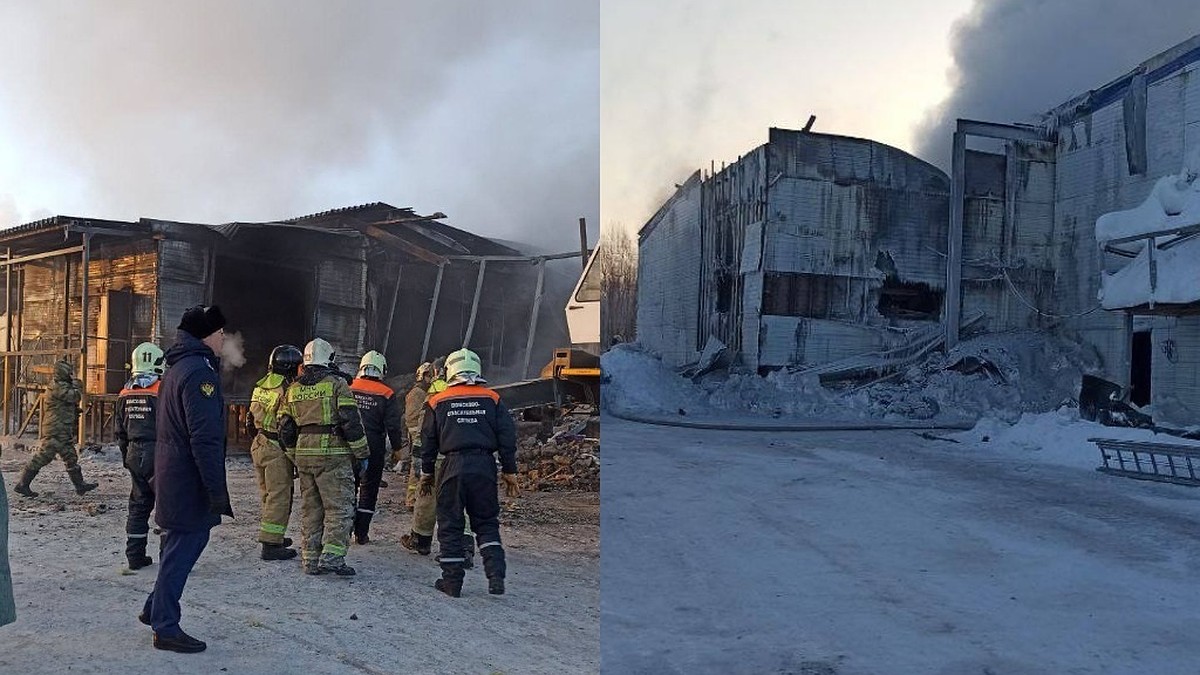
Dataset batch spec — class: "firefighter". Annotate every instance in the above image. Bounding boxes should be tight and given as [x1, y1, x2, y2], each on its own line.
[246, 344, 303, 561]
[116, 342, 165, 569]
[397, 362, 432, 509]
[14, 359, 97, 498]
[401, 356, 475, 564]
[278, 338, 369, 576]
[420, 348, 520, 597]
[348, 350, 404, 545]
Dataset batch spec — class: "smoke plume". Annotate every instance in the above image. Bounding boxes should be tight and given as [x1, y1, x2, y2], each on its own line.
[0, 1, 598, 251]
[914, 0, 1200, 169]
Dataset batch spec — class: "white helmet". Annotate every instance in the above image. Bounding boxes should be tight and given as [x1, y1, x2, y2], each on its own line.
[302, 338, 336, 367]
[131, 342, 165, 375]
[358, 350, 387, 378]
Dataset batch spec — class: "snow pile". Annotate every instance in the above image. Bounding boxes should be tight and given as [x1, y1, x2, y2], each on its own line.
[1096, 152, 1200, 309]
[604, 332, 1094, 425]
[600, 344, 710, 415]
[955, 407, 1200, 471]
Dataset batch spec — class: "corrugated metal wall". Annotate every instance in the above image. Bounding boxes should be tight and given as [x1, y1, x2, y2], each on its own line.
[157, 238, 211, 340]
[1049, 60, 1200, 420]
[698, 147, 766, 362]
[757, 130, 949, 368]
[636, 171, 703, 368]
[960, 145, 1056, 333]
[314, 243, 368, 366]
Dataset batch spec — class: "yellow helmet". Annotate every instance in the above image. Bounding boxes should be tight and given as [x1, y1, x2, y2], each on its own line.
[302, 338, 336, 367]
[358, 350, 387, 378]
[131, 342, 165, 375]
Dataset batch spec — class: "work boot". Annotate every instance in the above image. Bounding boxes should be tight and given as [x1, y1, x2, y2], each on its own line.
[317, 554, 356, 576]
[126, 538, 153, 569]
[488, 577, 506, 595]
[153, 631, 207, 653]
[480, 542, 507, 584]
[436, 559, 465, 597]
[66, 466, 98, 495]
[261, 543, 298, 561]
[353, 512, 372, 545]
[435, 578, 462, 597]
[400, 531, 432, 555]
[13, 468, 39, 498]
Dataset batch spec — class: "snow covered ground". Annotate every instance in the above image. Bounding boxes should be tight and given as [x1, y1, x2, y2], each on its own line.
[0, 445, 598, 674]
[602, 414, 1200, 673]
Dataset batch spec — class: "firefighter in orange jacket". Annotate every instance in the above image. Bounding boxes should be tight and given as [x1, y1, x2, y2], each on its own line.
[117, 342, 165, 570]
[420, 348, 520, 597]
[349, 350, 405, 544]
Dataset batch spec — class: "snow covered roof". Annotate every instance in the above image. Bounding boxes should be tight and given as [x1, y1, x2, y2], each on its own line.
[1095, 154, 1200, 310]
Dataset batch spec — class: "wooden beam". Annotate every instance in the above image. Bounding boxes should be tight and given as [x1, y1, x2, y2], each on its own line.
[443, 252, 582, 262]
[360, 224, 448, 265]
[0, 245, 85, 268]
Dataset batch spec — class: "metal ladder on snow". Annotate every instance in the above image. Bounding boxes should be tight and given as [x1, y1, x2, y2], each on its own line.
[1090, 437, 1200, 487]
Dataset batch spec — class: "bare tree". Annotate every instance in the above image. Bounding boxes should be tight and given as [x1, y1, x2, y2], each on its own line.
[600, 224, 637, 349]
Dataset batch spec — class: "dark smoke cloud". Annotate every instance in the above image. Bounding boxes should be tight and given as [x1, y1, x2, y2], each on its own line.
[915, 0, 1200, 170]
[0, 1, 597, 251]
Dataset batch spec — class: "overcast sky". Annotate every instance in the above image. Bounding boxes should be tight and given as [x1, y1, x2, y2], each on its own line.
[602, 0, 1200, 234]
[0, 1, 599, 252]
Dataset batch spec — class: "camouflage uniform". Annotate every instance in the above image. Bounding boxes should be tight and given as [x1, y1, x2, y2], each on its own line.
[280, 367, 368, 574]
[402, 381, 430, 508]
[249, 373, 295, 545]
[16, 360, 95, 496]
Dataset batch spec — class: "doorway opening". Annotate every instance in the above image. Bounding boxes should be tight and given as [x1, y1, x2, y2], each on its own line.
[211, 254, 313, 396]
[1130, 330, 1152, 407]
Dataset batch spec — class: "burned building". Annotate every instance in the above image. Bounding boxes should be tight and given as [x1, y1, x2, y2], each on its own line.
[0, 203, 578, 446]
[637, 127, 949, 372]
[944, 34, 1200, 422]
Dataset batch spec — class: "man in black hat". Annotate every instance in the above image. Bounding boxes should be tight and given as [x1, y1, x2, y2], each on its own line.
[139, 305, 233, 654]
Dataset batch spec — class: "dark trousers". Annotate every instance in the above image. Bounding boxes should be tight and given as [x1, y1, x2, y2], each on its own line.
[142, 528, 210, 637]
[435, 453, 504, 581]
[125, 449, 155, 557]
[354, 442, 387, 537]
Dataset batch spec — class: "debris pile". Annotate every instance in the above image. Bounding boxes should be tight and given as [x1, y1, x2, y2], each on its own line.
[515, 417, 599, 491]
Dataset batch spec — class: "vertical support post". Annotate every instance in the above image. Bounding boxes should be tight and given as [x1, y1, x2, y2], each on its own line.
[381, 264, 403, 356]
[578, 217, 589, 274]
[462, 259, 487, 347]
[522, 258, 547, 379]
[3, 247, 10, 435]
[79, 233, 91, 445]
[945, 127, 966, 351]
[1147, 236, 1158, 310]
[420, 263, 445, 362]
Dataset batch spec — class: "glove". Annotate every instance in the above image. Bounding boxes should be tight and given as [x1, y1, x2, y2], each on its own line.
[244, 412, 257, 438]
[353, 459, 368, 481]
[419, 472, 435, 497]
[209, 492, 234, 518]
[501, 472, 520, 499]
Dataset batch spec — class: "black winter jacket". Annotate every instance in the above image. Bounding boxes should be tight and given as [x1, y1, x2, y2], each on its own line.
[152, 331, 232, 531]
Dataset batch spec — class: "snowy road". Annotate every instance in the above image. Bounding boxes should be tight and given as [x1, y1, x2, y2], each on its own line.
[601, 415, 1200, 674]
